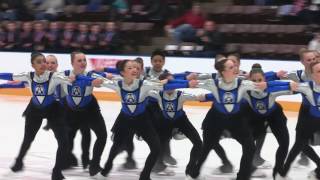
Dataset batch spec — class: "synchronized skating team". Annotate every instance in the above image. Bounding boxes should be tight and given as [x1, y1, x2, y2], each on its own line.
[0, 49, 320, 180]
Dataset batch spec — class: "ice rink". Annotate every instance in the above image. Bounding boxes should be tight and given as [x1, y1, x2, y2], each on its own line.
[0, 95, 318, 180]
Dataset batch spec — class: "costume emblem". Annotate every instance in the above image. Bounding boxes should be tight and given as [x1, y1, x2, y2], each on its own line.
[35, 84, 45, 95]
[256, 101, 266, 111]
[223, 92, 234, 104]
[125, 93, 136, 104]
[71, 86, 81, 96]
[165, 102, 175, 112]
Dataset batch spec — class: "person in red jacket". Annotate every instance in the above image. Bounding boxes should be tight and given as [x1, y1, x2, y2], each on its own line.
[164, 3, 205, 43]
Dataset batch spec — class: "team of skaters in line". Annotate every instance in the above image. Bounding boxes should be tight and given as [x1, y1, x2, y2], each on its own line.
[1, 49, 320, 180]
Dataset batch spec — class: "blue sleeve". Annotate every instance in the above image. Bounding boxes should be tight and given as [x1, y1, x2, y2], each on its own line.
[76, 75, 95, 86]
[172, 72, 188, 80]
[0, 82, 26, 88]
[264, 71, 279, 81]
[0, 73, 13, 81]
[91, 71, 106, 78]
[267, 81, 289, 87]
[163, 82, 189, 90]
[169, 79, 189, 84]
[266, 81, 290, 92]
[267, 86, 290, 93]
[104, 67, 120, 75]
[204, 93, 214, 102]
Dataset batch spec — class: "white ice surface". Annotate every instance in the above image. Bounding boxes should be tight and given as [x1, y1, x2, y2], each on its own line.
[0, 96, 318, 180]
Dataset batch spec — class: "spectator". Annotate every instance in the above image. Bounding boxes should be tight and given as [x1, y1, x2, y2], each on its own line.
[296, 1, 320, 24]
[166, 0, 192, 19]
[164, 3, 205, 43]
[194, 20, 224, 57]
[86, 0, 102, 12]
[0, 0, 18, 20]
[71, 23, 90, 50]
[32, 21, 46, 51]
[110, 0, 129, 20]
[88, 24, 102, 51]
[276, 0, 320, 24]
[60, 22, 75, 50]
[99, 22, 123, 53]
[3, 21, 19, 50]
[46, 21, 61, 50]
[34, 0, 64, 20]
[129, 1, 149, 21]
[0, 26, 5, 48]
[19, 22, 33, 50]
[143, 0, 167, 21]
[308, 32, 320, 52]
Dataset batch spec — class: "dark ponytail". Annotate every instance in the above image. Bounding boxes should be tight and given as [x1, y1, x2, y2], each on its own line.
[249, 63, 264, 77]
[158, 72, 172, 80]
[214, 58, 228, 75]
[116, 59, 131, 76]
[31, 52, 44, 64]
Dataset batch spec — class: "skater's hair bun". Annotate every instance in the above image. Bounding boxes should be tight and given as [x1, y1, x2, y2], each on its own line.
[250, 63, 264, 76]
[116, 59, 131, 76]
[31, 52, 44, 64]
[158, 72, 172, 81]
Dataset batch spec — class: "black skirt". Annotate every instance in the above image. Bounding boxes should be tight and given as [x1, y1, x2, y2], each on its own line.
[23, 99, 64, 119]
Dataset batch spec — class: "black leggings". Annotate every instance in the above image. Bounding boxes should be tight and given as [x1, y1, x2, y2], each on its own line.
[103, 112, 160, 180]
[112, 113, 135, 161]
[65, 98, 107, 167]
[193, 108, 255, 180]
[147, 101, 173, 160]
[157, 115, 202, 175]
[281, 131, 320, 176]
[17, 101, 68, 172]
[281, 112, 320, 177]
[214, 105, 289, 177]
[296, 104, 320, 163]
[69, 126, 91, 162]
[250, 106, 289, 177]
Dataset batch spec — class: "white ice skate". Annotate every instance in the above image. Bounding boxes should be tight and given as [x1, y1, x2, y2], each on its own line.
[91, 172, 107, 180]
[251, 168, 267, 178]
[172, 128, 187, 140]
[257, 160, 273, 169]
[155, 167, 175, 176]
[275, 173, 292, 180]
[211, 164, 234, 174]
[308, 170, 320, 180]
[1, 170, 23, 180]
[185, 175, 206, 180]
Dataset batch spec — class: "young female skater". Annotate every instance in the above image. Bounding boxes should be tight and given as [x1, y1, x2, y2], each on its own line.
[83, 59, 188, 180]
[145, 50, 177, 166]
[188, 58, 268, 180]
[245, 63, 290, 178]
[0, 52, 72, 180]
[148, 72, 202, 177]
[276, 61, 320, 180]
[109, 58, 145, 170]
[62, 51, 107, 176]
[205, 63, 292, 178]
[276, 49, 318, 167]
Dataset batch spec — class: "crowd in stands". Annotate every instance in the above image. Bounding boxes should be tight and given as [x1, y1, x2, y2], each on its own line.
[1, 0, 320, 59]
[0, 0, 192, 22]
[0, 21, 123, 53]
[235, 0, 320, 24]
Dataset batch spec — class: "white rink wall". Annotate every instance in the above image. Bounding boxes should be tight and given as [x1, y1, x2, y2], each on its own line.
[0, 52, 303, 102]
